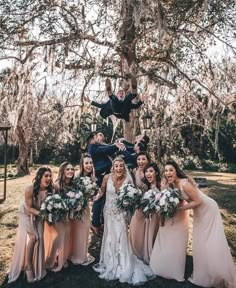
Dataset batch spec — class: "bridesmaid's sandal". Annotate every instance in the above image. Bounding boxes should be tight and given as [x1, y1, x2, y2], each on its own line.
[25, 269, 36, 283]
[81, 255, 95, 266]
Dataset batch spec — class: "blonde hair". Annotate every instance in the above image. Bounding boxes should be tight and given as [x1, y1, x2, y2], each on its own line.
[111, 156, 126, 175]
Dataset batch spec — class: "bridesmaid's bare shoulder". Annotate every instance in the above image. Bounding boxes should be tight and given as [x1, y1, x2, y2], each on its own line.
[25, 184, 33, 194]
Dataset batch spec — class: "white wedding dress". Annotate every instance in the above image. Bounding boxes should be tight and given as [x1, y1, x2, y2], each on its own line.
[93, 174, 154, 285]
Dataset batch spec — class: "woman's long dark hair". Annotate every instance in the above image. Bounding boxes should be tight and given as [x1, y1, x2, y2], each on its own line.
[165, 159, 197, 187]
[143, 162, 161, 190]
[33, 166, 53, 200]
[136, 151, 151, 166]
[165, 159, 187, 179]
[56, 162, 74, 192]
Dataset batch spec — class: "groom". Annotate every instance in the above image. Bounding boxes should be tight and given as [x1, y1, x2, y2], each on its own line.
[87, 132, 126, 235]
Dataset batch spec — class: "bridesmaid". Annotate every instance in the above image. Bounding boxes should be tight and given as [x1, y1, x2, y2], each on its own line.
[129, 152, 151, 260]
[163, 159, 235, 287]
[8, 166, 52, 283]
[142, 162, 162, 264]
[69, 153, 95, 265]
[44, 162, 73, 272]
[150, 160, 189, 282]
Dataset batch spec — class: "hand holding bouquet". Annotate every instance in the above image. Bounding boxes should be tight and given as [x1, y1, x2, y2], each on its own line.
[40, 194, 68, 225]
[140, 189, 162, 219]
[74, 176, 99, 199]
[116, 183, 142, 216]
[65, 189, 87, 220]
[158, 188, 181, 219]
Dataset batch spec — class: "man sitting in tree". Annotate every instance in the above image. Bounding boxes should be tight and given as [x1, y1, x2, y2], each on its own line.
[91, 76, 143, 122]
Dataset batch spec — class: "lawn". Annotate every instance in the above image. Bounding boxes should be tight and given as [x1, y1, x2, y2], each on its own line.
[0, 167, 235, 288]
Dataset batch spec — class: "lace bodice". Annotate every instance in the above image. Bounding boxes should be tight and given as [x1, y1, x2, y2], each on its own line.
[103, 174, 131, 217]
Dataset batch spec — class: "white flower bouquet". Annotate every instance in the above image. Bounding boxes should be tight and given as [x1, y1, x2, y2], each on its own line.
[40, 194, 68, 225]
[65, 189, 87, 220]
[140, 189, 162, 219]
[116, 183, 143, 216]
[74, 176, 99, 199]
[158, 188, 181, 219]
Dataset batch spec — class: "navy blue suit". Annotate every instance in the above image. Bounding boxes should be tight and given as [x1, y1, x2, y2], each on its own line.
[120, 150, 137, 171]
[91, 93, 143, 122]
[91, 100, 113, 119]
[88, 143, 118, 227]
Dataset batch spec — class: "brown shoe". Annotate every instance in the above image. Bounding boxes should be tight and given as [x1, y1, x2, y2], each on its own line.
[105, 78, 112, 94]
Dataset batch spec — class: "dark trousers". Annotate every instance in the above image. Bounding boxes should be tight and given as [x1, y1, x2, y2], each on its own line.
[92, 195, 105, 227]
[92, 172, 106, 227]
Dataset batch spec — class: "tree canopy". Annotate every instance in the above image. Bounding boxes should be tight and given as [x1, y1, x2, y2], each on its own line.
[0, 0, 235, 174]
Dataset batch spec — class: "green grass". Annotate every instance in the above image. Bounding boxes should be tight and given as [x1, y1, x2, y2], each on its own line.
[0, 170, 235, 288]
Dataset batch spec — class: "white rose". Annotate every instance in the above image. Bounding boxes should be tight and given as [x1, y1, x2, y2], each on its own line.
[169, 197, 174, 202]
[75, 193, 81, 199]
[156, 205, 160, 212]
[127, 191, 134, 197]
[159, 198, 166, 206]
[143, 193, 150, 199]
[165, 191, 170, 197]
[41, 203, 46, 210]
[174, 198, 179, 204]
[47, 204, 53, 211]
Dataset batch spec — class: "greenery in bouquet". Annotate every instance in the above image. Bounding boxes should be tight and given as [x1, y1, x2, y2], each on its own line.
[158, 188, 181, 219]
[74, 176, 99, 199]
[65, 189, 87, 220]
[40, 194, 68, 225]
[116, 183, 143, 216]
[140, 189, 162, 219]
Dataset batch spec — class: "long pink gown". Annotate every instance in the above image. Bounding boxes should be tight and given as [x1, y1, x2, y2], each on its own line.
[44, 185, 70, 272]
[8, 190, 47, 283]
[44, 219, 70, 271]
[149, 203, 189, 281]
[129, 172, 160, 264]
[182, 181, 236, 288]
[129, 170, 147, 261]
[69, 206, 94, 265]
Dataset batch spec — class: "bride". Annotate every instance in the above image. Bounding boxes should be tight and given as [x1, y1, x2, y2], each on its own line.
[93, 157, 154, 285]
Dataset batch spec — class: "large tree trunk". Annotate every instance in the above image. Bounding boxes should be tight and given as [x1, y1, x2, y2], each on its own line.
[119, 0, 138, 142]
[16, 124, 30, 175]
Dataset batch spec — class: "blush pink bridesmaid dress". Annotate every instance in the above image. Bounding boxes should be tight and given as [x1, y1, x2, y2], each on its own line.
[8, 190, 47, 283]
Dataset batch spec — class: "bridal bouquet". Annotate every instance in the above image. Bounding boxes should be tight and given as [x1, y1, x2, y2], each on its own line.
[116, 183, 143, 216]
[65, 189, 87, 220]
[140, 189, 162, 219]
[74, 176, 99, 199]
[40, 194, 68, 225]
[157, 188, 181, 219]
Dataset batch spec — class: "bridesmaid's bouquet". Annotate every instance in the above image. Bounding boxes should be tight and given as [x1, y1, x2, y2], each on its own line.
[65, 189, 87, 220]
[40, 194, 68, 225]
[140, 189, 162, 219]
[74, 176, 99, 199]
[116, 183, 143, 216]
[157, 188, 181, 219]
